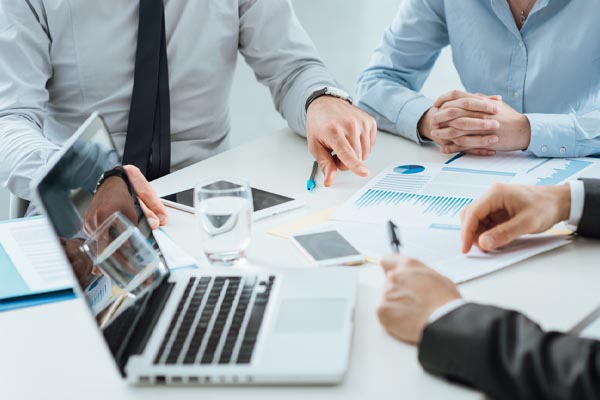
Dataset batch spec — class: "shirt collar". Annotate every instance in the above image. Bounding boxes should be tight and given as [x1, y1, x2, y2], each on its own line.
[490, 0, 551, 38]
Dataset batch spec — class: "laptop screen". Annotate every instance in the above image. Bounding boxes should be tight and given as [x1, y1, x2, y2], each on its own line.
[35, 113, 169, 372]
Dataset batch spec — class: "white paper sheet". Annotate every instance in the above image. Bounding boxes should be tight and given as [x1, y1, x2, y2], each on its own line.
[448, 153, 598, 186]
[331, 163, 513, 228]
[0, 217, 73, 295]
[305, 222, 571, 284]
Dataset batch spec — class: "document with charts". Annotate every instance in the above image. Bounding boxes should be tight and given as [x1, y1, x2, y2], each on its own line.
[447, 152, 599, 185]
[332, 163, 514, 228]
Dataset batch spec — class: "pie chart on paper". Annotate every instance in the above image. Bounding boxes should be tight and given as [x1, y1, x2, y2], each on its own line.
[393, 164, 425, 175]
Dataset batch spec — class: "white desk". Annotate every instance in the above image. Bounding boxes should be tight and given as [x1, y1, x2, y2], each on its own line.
[2, 130, 599, 399]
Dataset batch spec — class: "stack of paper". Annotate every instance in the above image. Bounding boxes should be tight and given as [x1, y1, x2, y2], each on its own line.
[0, 217, 75, 312]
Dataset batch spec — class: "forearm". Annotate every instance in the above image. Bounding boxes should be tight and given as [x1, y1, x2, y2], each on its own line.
[356, 74, 434, 144]
[526, 111, 600, 157]
[238, 0, 336, 136]
[355, 0, 448, 143]
[419, 303, 600, 400]
[0, 115, 60, 200]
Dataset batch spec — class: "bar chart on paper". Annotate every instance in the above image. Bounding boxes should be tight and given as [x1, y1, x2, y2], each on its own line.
[355, 189, 473, 218]
[332, 163, 491, 228]
[529, 159, 594, 185]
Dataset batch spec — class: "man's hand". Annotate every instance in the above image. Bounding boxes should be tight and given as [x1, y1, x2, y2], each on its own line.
[460, 183, 571, 253]
[84, 165, 168, 234]
[306, 96, 377, 186]
[123, 165, 168, 228]
[378, 255, 461, 344]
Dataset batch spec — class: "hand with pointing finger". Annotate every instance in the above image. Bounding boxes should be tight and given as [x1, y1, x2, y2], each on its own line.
[460, 183, 571, 253]
[306, 96, 377, 186]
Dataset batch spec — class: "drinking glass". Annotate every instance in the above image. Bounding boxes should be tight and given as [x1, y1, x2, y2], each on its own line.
[194, 178, 253, 266]
[81, 212, 162, 296]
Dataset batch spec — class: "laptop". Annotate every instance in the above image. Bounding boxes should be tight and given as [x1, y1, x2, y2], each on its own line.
[32, 113, 357, 385]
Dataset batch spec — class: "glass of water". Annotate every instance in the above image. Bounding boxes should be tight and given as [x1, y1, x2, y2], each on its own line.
[194, 178, 253, 266]
[81, 212, 163, 296]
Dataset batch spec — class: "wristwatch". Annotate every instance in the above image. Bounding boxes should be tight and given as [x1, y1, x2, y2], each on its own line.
[94, 166, 134, 196]
[305, 87, 353, 112]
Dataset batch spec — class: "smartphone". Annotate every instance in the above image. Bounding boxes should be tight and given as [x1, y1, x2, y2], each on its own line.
[161, 181, 305, 221]
[290, 230, 365, 267]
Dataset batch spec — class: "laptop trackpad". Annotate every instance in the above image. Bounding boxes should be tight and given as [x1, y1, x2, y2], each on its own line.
[275, 299, 347, 333]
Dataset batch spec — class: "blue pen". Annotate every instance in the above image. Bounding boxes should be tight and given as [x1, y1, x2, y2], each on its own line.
[306, 161, 318, 191]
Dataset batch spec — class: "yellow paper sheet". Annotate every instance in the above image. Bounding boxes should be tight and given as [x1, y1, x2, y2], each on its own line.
[267, 207, 337, 238]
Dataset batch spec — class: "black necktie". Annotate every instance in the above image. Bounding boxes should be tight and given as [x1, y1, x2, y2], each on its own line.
[123, 0, 171, 181]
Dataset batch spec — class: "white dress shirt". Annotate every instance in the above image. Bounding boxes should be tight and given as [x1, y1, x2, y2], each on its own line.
[0, 0, 336, 200]
[429, 180, 586, 325]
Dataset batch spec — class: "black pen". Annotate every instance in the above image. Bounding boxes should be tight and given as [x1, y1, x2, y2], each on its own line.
[387, 220, 401, 253]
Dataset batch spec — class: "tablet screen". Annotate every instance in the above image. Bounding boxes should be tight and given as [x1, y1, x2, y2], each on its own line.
[162, 181, 294, 212]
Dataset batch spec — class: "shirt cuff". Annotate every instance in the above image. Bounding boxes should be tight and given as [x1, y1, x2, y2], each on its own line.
[567, 180, 585, 228]
[427, 298, 467, 325]
[396, 96, 435, 144]
[525, 113, 577, 157]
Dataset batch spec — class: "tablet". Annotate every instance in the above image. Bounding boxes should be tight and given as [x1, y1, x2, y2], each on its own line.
[161, 181, 305, 221]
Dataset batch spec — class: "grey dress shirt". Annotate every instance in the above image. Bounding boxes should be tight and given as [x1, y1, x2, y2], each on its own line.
[0, 0, 336, 200]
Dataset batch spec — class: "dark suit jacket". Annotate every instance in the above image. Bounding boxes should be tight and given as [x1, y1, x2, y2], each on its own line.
[418, 179, 600, 400]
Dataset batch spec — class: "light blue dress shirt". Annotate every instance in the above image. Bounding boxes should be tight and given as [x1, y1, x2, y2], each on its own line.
[356, 0, 600, 158]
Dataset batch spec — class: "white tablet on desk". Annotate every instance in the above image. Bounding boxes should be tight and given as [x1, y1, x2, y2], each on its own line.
[161, 181, 305, 221]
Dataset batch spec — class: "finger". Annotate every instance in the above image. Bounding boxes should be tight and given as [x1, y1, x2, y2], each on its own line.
[478, 213, 534, 251]
[359, 129, 370, 161]
[432, 127, 494, 141]
[460, 188, 506, 253]
[332, 138, 369, 177]
[463, 149, 497, 156]
[381, 254, 408, 274]
[440, 97, 501, 114]
[348, 127, 363, 162]
[139, 198, 160, 229]
[446, 117, 499, 131]
[311, 142, 338, 187]
[433, 90, 472, 108]
[432, 108, 494, 126]
[452, 134, 499, 148]
[333, 155, 350, 172]
[123, 165, 168, 225]
[369, 118, 377, 148]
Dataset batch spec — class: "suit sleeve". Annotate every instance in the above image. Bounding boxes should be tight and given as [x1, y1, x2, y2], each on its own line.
[577, 179, 600, 238]
[418, 303, 600, 400]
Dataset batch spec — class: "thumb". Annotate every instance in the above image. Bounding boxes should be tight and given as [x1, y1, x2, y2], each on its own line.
[478, 214, 531, 251]
[139, 198, 161, 230]
[312, 142, 337, 187]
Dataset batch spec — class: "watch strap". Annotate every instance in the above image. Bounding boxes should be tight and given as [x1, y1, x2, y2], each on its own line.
[95, 166, 134, 196]
[305, 87, 353, 112]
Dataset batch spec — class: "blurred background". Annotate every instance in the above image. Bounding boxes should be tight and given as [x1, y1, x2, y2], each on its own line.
[0, 0, 462, 220]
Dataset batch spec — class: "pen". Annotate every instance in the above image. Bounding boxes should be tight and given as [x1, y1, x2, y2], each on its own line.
[306, 161, 318, 191]
[387, 220, 401, 253]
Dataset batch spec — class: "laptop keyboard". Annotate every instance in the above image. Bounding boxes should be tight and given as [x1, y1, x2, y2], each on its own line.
[153, 275, 274, 366]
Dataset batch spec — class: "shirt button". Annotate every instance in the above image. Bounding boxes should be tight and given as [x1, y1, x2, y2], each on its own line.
[513, 91, 520, 98]
[541, 145, 548, 153]
[559, 147, 566, 154]
[519, 42, 524, 48]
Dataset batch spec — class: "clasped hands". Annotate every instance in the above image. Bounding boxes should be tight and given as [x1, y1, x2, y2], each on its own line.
[418, 90, 532, 155]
